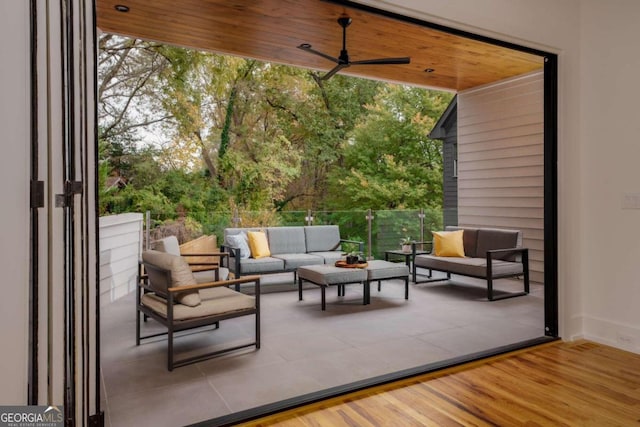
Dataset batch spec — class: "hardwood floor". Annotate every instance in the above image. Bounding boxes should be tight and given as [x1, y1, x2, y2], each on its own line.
[238, 341, 640, 426]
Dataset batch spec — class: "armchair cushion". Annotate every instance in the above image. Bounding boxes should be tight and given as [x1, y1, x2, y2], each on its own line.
[152, 235, 181, 255]
[141, 286, 255, 321]
[141, 250, 201, 307]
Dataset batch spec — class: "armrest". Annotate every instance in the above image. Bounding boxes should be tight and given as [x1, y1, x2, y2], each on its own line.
[188, 264, 220, 273]
[486, 247, 528, 260]
[168, 275, 261, 293]
[340, 239, 365, 253]
[220, 245, 242, 272]
[411, 241, 433, 255]
[181, 252, 229, 259]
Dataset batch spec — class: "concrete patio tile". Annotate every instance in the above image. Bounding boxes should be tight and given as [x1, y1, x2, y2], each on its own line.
[205, 361, 324, 413]
[107, 378, 230, 427]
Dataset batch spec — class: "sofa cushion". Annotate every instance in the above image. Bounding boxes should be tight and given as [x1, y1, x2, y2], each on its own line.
[432, 230, 465, 257]
[226, 232, 250, 259]
[141, 250, 201, 307]
[267, 226, 307, 255]
[247, 231, 271, 259]
[308, 251, 343, 264]
[272, 253, 324, 270]
[414, 254, 523, 278]
[304, 225, 341, 252]
[475, 228, 520, 261]
[231, 257, 284, 274]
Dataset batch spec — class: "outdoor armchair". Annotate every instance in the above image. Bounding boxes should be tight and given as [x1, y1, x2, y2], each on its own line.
[136, 250, 260, 371]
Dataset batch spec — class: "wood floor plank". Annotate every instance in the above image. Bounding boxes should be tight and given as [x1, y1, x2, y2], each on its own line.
[238, 341, 640, 426]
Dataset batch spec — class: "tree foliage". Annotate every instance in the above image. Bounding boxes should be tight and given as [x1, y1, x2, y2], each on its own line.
[97, 35, 453, 227]
[326, 85, 453, 210]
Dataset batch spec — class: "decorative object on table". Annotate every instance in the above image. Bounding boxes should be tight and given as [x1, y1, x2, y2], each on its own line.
[335, 260, 368, 268]
[400, 236, 413, 253]
[345, 252, 360, 265]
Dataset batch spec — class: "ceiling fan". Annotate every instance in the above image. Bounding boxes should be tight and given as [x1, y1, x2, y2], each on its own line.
[297, 14, 411, 80]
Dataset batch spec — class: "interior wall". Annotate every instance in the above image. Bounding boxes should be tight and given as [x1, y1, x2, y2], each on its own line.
[0, 0, 30, 403]
[457, 71, 544, 283]
[578, 0, 640, 353]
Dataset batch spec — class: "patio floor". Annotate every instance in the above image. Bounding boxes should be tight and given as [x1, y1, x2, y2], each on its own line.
[100, 272, 544, 427]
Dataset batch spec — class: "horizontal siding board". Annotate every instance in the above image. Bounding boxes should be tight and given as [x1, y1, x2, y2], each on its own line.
[461, 165, 541, 180]
[459, 186, 543, 198]
[458, 133, 541, 154]
[458, 196, 543, 208]
[458, 176, 543, 189]
[459, 73, 543, 109]
[458, 111, 543, 135]
[458, 98, 543, 126]
[460, 154, 543, 170]
[458, 215, 542, 230]
[460, 144, 543, 162]
[455, 206, 543, 219]
[457, 123, 543, 145]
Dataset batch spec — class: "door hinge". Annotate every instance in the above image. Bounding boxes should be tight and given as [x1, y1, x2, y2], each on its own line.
[55, 180, 83, 208]
[30, 180, 45, 208]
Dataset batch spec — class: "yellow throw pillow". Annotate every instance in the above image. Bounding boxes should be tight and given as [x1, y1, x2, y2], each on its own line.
[432, 230, 465, 257]
[247, 231, 271, 259]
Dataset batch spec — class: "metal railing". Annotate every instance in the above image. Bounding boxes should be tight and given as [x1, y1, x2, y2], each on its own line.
[143, 208, 444, 260]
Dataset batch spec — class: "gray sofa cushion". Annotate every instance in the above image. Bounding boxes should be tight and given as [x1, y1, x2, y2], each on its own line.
[415, 254, 523, 278]
[304, 225, 341, 252]
[230, 257, 284, 274]
[308, 251, 343, 264]
[272, 253, 324, 269]
[226, 232, 250, 259]
[267, 226, 307, 255]
[224, 228, 261, 244]
[475, 228, 521, 261]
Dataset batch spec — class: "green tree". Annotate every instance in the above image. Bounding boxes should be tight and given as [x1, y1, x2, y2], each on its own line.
[326, 85, 453, 210]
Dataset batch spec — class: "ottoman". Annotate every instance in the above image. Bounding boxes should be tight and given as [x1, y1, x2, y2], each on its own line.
[297, 265, 367, 310]
[364, 260, 410, 303]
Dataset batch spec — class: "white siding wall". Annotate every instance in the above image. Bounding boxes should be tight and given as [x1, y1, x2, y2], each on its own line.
[99, 213, 143, 306]
[457, 71, 544, 283]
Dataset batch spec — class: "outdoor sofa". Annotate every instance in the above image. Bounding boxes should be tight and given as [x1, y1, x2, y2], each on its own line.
[413, 226, 529, 301]
[220, 225, 363, 280]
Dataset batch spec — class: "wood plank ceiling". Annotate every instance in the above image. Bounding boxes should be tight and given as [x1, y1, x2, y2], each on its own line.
[95, 0, 544, 92]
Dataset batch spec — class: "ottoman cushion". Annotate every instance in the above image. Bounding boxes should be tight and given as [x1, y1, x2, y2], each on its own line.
[297, 265, 366, 286]
[365, 260, 410, 281]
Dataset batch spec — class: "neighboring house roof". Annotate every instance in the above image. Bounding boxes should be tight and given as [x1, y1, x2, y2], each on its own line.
[105, 175, 127, 189]
[429, 95, 458, 140]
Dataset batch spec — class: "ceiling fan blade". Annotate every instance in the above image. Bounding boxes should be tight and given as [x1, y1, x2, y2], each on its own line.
[350, 57, 411, 65]
[297, 44, 340, 64]
[321, 63, 349, 80]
